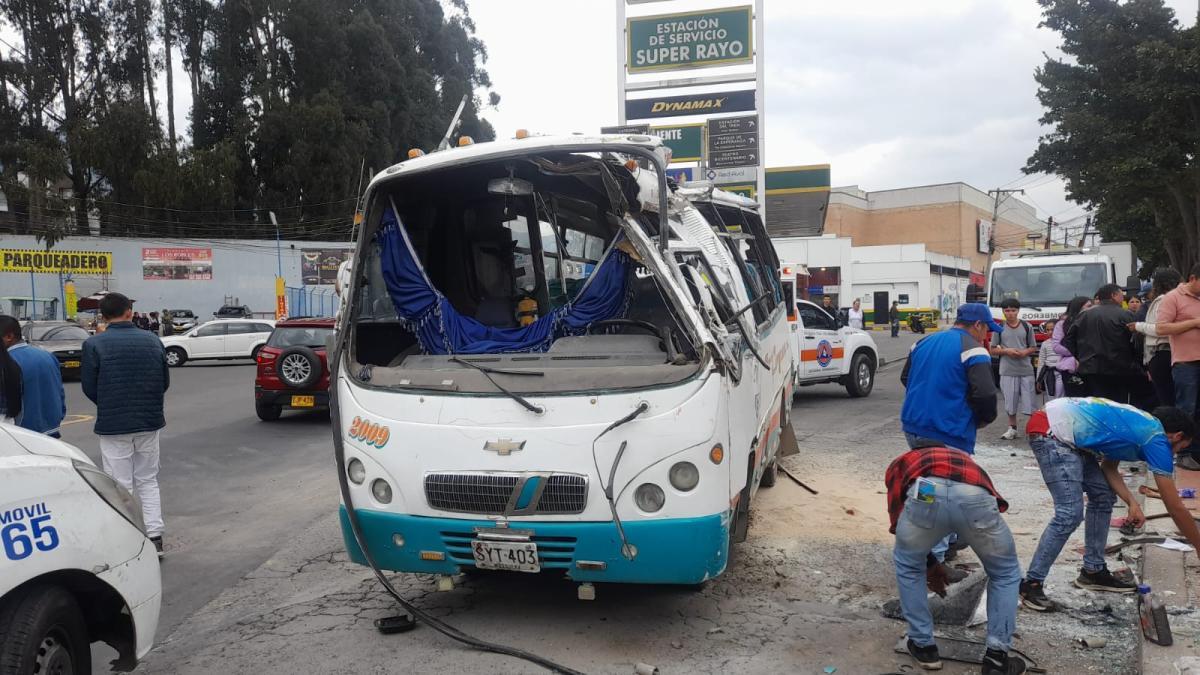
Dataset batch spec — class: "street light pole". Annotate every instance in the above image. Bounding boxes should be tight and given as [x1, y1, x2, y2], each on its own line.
[270, 211, 282, 278]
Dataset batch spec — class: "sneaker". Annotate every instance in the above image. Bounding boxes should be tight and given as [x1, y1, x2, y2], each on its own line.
[150, 536, 164, 559]
[981, 648, 1026, 675]
[1178, 455, 1200, 471]
[1019, 579, 1058, 612]
[1000, 427, 1018, 440]
[1074, 567, 1136, 593]
[906, 639, 942, 670]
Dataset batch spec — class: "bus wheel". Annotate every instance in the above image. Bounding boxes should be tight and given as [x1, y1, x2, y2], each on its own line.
[731, 457, 754, 544]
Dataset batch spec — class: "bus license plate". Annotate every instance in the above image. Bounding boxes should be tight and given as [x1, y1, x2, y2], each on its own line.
[471, 540, 539, 573]
[291, 395, 315, 407]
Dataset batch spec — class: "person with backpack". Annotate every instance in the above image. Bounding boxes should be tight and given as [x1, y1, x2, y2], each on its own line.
[1036, 319, 1060, 403]
[992, 298, 1038, 440]
[1052, 296, 1092, 397]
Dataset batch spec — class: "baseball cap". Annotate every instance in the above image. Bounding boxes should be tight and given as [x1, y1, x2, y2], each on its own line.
[956, 303, 1003, 332]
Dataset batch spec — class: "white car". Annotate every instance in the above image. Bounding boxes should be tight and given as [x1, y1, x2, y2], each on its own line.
[0, 423, 161, 673]
[160, 318, 276, 367]
[788, 299, 879, 397]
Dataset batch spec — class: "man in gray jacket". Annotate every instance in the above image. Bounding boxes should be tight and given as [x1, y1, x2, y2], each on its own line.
[82, 292, 170, 555]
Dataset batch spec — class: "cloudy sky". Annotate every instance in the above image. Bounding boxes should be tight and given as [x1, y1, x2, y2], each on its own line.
[468, 0, 1197, 233]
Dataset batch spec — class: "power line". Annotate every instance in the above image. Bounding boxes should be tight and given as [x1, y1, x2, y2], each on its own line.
[0, 176, 361, 215]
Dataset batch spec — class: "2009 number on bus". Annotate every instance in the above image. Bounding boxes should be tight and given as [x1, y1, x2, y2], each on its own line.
[471, 540, 540, 573]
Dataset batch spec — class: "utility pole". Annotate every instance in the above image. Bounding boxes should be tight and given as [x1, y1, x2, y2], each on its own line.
[1044, 216, 1054, 250]
[985, 188, 1025, 269]
[1078, 215, 1092, 248]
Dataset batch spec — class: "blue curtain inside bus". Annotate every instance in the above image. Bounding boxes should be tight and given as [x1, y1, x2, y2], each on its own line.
[376, 207, 631, 354]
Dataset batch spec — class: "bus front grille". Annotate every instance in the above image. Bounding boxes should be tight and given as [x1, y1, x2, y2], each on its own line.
[424, 472, 588, 515]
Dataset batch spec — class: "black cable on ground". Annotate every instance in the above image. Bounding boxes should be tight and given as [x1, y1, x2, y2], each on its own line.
[328, 272, 585, 675]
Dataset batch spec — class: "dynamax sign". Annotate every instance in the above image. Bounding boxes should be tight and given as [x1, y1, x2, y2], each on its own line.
[1, 249, 113, 275]
[627, 6, 753, 73]
[625, 89, 756, 120]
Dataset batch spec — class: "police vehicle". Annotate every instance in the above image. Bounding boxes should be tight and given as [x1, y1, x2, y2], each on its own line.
[0, 423, 161, 673]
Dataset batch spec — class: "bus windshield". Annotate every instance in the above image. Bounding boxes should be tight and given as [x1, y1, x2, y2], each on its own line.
[990, 263, 1107, 307]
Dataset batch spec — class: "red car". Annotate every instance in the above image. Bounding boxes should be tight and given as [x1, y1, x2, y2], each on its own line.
[254, 317, 335, 421]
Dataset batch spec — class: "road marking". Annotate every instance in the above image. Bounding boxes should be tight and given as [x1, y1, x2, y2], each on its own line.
[62, 414, 94, 426]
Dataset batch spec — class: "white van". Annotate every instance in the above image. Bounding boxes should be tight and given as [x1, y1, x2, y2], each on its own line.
[0, 424, 161, 673]
[332, 133, 794, 588]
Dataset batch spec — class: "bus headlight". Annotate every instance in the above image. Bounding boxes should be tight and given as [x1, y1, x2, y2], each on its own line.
[347, 458, 366, 484]
[371, 479, 393, 504]
[634, 483, 665, 512]
[668, 461, 700, 492]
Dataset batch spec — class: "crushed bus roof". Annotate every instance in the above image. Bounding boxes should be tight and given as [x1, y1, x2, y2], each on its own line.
[368, 134, 666, 188]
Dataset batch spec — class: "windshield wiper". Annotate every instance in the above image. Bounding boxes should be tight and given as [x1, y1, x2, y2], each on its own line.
[450, 357, 545, 414]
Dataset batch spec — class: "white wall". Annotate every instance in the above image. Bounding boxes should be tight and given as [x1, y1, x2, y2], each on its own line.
[0, 235, 351, 319]
[852, 260, 931, 309]
[771, 235, 855, 299]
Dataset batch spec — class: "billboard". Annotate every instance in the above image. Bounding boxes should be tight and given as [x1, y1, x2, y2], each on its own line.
[142, 247, 213, 280]
[977, 219, 994, 254]
[625, 89, 756, 120]
[301, 248, 352, 285]
[627, 6, 753, 73]
[649, 123, 705, 163]
[1, 249, 113, 275]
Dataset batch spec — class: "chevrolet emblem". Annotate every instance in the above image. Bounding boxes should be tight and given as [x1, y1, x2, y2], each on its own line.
[483, 439, 526, 456]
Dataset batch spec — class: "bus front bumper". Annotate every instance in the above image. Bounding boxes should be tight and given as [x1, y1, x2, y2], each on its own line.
[338, 507, 729, 585]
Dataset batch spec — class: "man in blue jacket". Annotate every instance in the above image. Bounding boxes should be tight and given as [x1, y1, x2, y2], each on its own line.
[901, 303, 1002, 568]
[82, 293, 170, 556]
[0, 314, 66, 437]
[902, 303, 1002, 453]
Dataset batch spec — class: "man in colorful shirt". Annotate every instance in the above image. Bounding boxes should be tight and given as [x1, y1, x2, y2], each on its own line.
[1019, 398, 1200, 611]
[886, 445, 1024, 674]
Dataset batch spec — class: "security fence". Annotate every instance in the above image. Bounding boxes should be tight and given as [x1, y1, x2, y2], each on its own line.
[285, 286, 337, 318]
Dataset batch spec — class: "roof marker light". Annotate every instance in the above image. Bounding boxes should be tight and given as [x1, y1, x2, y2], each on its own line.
[515, 129, 530, 139]
[458, 136, 474, 147]
[407, 148, 425, 159]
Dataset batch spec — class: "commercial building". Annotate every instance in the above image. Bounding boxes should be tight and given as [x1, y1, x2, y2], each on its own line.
[822, 182, 1044, 274]
[0, 235, 351, 321]
[773, 234, 974, 324]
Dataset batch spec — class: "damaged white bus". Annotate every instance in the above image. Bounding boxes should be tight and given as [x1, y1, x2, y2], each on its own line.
[332, 133, 794, 590]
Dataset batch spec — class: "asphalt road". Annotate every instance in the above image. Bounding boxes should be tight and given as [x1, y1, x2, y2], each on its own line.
[56, 335, 1140, 674]
[134, 349, 1143, 674]
[59, 360, 341, 643]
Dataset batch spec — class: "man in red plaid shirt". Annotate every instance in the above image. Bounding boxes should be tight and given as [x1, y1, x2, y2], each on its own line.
[886, 443, 1024, 674]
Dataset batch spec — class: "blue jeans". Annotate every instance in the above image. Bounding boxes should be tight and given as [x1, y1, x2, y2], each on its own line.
[1025, 436, 1117, 581]
[893, 477, 1021, 652]
[1173, 362, 1200, 418]
[904, 432, 963, 560]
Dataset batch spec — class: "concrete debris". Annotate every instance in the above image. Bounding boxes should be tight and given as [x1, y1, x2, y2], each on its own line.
[881, 571, 987, 625]
[1175, 656, 1200, 675]
[634, 663, 659, 675]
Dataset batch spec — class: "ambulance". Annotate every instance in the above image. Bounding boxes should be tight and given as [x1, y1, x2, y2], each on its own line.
[779, 264, 879, 397]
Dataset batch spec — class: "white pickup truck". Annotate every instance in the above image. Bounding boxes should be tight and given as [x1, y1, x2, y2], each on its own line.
[778, 269, 879, 397]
